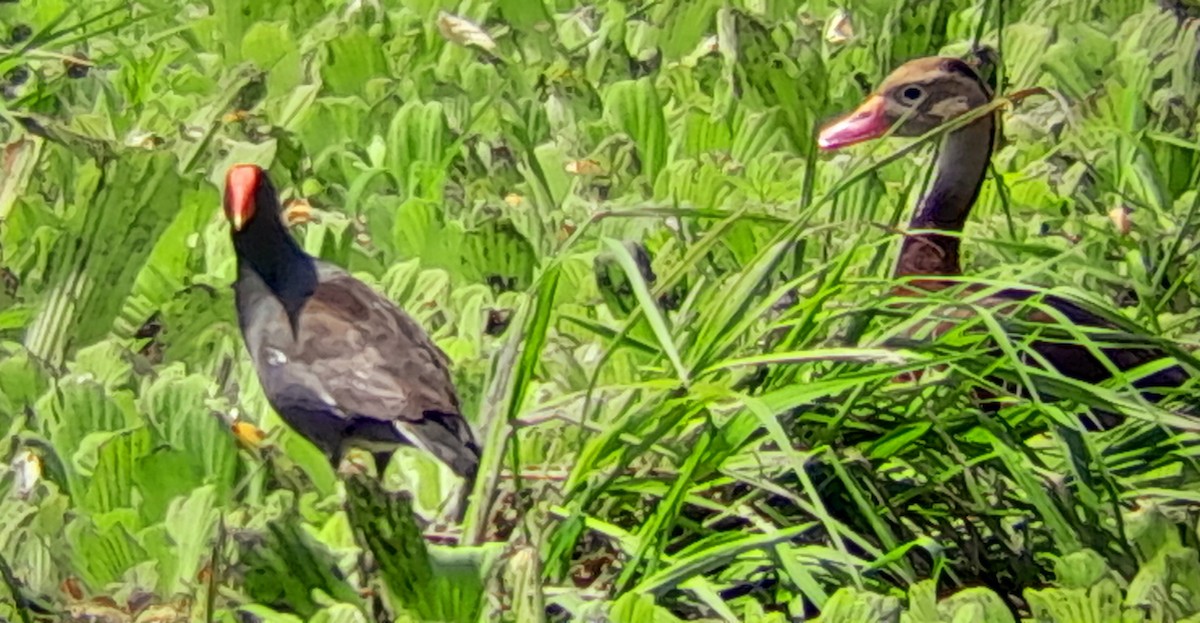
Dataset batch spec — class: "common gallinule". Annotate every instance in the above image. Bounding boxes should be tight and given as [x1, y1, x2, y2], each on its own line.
[224, 164, 481, 483]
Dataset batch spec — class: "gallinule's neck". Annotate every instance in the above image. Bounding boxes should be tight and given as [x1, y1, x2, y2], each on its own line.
[234, 212, 317, 318]
[894, 112, 995, 278]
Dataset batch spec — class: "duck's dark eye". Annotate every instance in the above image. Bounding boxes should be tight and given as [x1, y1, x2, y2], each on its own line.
[900, 86, 924, 102]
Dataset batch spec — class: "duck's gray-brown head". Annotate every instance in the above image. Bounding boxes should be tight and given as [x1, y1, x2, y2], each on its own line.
[819, 57, 992, 150]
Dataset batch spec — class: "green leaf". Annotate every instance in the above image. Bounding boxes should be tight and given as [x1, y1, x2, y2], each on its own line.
[344, 473, 486, 623]
[458, 219, 538, 291]
[235, 605, 306, 623]
[0, 344, 48, 419]
[83, 426, 154, 515]
[40, 381, 139, 499]
[320, 26, 389, 99]
[609, 592, 683, 623]
[600, 237, 687, 384]
[22, 152, 183, 367]
[604, 79, 669, 184]
[158, 485, 220, 596]
[933, 587, 1016, 623]
[65, 509, 146, 588]
[240, 512, 364, 618]
[1126, 546, 1200, 619]
[1054, 549, 1112, 589]
[386, 101, 450, 200]
[241, 21, 302, 95]
[816, 587, 901, 623]
[495, 0, 552, 33]
[138, 367, 239, 499]
[1024, 579, 1126, 623]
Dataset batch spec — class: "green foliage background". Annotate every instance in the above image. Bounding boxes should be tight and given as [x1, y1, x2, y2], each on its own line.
[2, 0, 1200, 621]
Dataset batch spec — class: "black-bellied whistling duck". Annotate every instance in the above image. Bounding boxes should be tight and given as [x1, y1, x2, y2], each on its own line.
[223, 164, 482, 487]
[818, 57, 1190, 412]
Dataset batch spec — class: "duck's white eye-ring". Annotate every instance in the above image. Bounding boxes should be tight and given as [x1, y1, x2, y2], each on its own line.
[900, 86, 924, 103]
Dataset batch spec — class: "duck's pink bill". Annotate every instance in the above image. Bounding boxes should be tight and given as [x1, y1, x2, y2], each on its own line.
[818, 96, 889, 151]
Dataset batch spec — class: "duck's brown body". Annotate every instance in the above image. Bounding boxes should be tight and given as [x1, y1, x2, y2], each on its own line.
[819, 57, 1190, 408]
[224, 165, 480, 482]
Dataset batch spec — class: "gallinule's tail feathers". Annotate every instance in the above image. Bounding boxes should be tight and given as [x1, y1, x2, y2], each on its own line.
[395, 413, 481, 483]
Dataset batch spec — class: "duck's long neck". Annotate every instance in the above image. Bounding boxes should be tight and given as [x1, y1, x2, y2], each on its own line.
[893, 112, 996, 278]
